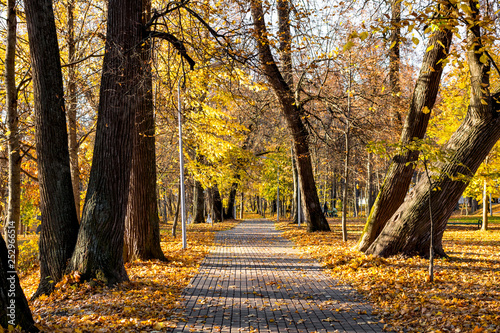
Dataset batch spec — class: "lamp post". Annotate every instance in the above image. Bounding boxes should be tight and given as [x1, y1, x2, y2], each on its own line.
[178, 76, 187, 249]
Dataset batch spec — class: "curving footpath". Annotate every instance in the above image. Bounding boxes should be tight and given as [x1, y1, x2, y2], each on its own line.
[172, 219, 386, 333]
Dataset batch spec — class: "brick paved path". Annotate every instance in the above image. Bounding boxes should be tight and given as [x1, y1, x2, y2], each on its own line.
[172, 220, 386, 333]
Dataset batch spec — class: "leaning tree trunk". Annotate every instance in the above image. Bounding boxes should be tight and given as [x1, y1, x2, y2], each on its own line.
[25, 0, 80, 297]
[192, 180, 205, 223]
[250, 0, 329, 232]
[0, 236, 39, 332]
[123, 0, 165, 263]
[68, 0, 142, 285]
[357, 9, 454, 252]
[5, 0, 21, 268]
[366, 5, 500, 257]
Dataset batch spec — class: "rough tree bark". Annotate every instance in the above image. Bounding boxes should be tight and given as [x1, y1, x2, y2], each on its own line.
[389, 0, 402, 129]
[366, 2, 500, 257]
[123, 0, 165, 262]
[250, 0, 329, 231]
[68, 0, 142, 284]
[0, 236, 39, 332]
[5, 0, 21, 268]
[357, 6, 454, 251]
[25, 0, 80, 297]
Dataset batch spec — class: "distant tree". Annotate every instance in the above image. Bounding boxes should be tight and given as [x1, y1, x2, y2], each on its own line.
[249, 0, 330, 232]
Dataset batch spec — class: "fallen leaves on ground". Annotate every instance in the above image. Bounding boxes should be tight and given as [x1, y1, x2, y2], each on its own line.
[277, 219, 500, 333]
[21, 221, 238, 333]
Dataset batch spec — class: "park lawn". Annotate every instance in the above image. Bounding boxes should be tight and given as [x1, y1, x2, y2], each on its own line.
[20, 220, 238, 333]
[277, 218, 500, 333]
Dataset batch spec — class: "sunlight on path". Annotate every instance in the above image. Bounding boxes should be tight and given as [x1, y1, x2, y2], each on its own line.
[172, 220, 385, 333]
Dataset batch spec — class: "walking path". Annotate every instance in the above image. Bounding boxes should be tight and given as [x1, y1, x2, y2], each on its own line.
[172, 220, 386, 333]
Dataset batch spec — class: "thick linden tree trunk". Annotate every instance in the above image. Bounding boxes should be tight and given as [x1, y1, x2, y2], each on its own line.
[25, 0, 80, 297]
[250, 0, 329, 231]
[366, 3, 500, 257]
[0, 236, 39, 332]
[357, 6, 454, 251]
[123, 0, 165, 262]
[68, 0, 142, 284]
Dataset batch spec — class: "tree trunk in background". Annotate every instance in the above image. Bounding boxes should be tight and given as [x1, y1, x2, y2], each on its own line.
[68, 0, 142, 285]
[212, 187, 223, 222]
[172, 186, 180, 237]
[5, 0, 21, 268]
[193, 180, 205, 223]
[123, 0, 164, 262]
[389, 0, 402, 130]
[291, 147, 299, 223]
[250, 0, 329, 232]
[224, 182, 238, 220]
[367, 152, 375, 214]
[357, 9, 454, 252]
[66, 0, 80, 221]
[240, 192, 244, 219]
[0, 236, 39, 332]
[366, 3, 500, 257]
[482, 180, 488, 231]
[25, 0, 80, 297]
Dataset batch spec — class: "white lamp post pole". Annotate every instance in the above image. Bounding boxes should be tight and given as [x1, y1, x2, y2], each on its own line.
[178, 77, 187, 249]
[277, 168, 280, 223]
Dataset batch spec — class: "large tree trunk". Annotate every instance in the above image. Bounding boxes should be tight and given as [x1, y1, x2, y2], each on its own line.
[250, 0, 329, 232]
[123, 0, 165, 263]
[357, 9, 454, 252]
[192, 180, 205, 223]
[68, 0, 142, 285]
[25, 0, 80, 297]
[366, 3, 500, 257]
[0, 235, 39, 332]
[66, 0, 80, 221]
[5, 0, 21, 268]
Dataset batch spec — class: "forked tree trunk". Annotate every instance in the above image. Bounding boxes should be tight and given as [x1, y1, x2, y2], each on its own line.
[5, 0, 21, 268]
[357, 8, 454, 252]
[0, 236, 39, 332]
[25, 0, 80, 297]
[123, 0, 165, 262]
[193, 180, 205, 223]
[366, 4, 500, 257]
[68, 0, 142, 285]
[250, 0, 329, 232]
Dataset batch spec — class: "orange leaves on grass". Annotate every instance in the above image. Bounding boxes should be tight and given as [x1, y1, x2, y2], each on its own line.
[277, 219, 500, 333]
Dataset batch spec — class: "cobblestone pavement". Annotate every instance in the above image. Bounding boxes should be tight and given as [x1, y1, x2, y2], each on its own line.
[171, 219, 386, 333]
